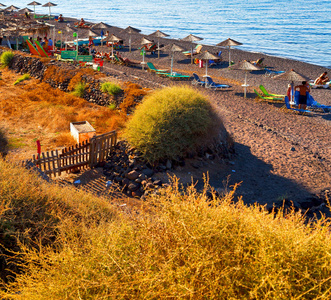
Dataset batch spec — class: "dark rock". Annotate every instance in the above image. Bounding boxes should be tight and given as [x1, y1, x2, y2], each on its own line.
[142, 168, 154, 177]
[128, 182, 140, 192]
[122, 178, 131, 187]
[166, 159, 172, 170]
[126, 170, 139, 180]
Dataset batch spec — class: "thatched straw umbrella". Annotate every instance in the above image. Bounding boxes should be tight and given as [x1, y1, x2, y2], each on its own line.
[42, 2, 57, 18]
[231, 60, 261, 98]
[108, 34, 122, 62]
[92, 22, 111, 46]
[217, 38, 243, 67]
[27, 1, 41, 17]
[122, 26, 141, 53]
[197, 51, 219, 77]
[181, 34, 203, 64]
[149, 30, 169, 58]
[274, 69, 310, 103]
[160, 43, 185, 74]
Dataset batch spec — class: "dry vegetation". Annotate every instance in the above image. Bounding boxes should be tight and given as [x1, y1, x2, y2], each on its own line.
[0, 68, 126, 160]
[1, 160, 331, 299]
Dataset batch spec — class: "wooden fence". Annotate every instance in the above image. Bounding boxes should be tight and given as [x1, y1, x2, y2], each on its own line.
[31, 131, 117, 177]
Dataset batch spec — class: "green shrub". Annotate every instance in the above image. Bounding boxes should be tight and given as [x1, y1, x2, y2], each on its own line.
[124, 86, 222, 164]
[72, 81, 86, 98]
[0, 51, 14, 67]
[13, 73, 31, 85]
[101, 82, 122, 96]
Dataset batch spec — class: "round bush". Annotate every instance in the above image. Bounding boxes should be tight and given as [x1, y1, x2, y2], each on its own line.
[0, 51, 14, 67]
[124, 86, 228, 164]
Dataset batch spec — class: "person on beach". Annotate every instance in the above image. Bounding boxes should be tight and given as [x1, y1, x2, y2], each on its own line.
[295, 81, 310, 110]
[48, 37, 53, 50]
[58, 14, 64, 22]
[314, 72, 329, 85]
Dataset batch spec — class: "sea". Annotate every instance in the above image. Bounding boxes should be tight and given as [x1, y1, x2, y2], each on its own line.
[11, 0, 331, 68]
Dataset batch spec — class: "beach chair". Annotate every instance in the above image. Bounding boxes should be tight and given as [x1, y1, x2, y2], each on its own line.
[250, 57, 265, 67]
[259, 85, 285, 98]
[264, 68, 285, 78]
[284, 96, 312, 114]
[254, 89, 284, 101]
[35, 40, 50, 58]
[307, 93, 331, 112]
[26, 40, 41, 56]
[118, 55, 140, 66]
[192, 73, 206, 86]
[166, 73, 191, 80]
[183, 44, 203, 57]
[157, 72, 190, 80]
[205, 76, 231, 89]
[309, 81, 330, 89]
[147, 62, 169, 73]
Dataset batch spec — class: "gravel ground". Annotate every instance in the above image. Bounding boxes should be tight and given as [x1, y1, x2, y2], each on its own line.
[48, 17, 331, 212]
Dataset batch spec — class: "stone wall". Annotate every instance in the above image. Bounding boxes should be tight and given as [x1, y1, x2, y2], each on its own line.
[0, 49, 110, 106]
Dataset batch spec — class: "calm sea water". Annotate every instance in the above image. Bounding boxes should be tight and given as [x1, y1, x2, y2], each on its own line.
[12, 0, 331, 67]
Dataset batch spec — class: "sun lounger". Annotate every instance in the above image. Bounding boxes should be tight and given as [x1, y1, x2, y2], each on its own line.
[305, 93, 330, 112]
[192, 73, 205, 86]
[157, 72, 190, 80]
[35, 40, 50, 58]
[254, 89, 284, 101]
[205, 76, 231, 89]
[259, 85, 285, 98]
[264, 68, 285, 78]
[309, 81, 330, 89]
[183, 44, 203, 56]
[147, 62, 169, 73]
[284, 96, 312, 114]
[26, 40, 41, 56]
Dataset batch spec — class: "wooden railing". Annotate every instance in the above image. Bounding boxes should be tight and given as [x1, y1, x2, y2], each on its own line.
[31, 131, 117, 177]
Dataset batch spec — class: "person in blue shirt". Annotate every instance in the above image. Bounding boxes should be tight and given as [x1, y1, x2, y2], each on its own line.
[48, 38, 53, 47]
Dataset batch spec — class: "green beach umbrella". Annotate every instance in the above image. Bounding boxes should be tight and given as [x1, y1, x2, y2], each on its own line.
[181, 34, 203, 64]
[149, 30, 169, 58]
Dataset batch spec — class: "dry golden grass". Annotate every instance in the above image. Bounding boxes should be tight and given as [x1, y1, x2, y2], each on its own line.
[1, 162, 331, 299]
[0, 68, 126, 160]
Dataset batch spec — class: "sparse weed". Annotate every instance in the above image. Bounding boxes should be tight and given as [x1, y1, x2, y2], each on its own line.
[72, 81, 86, 98]
[13, 73, 31, 85]
[101, 82, 122, 95]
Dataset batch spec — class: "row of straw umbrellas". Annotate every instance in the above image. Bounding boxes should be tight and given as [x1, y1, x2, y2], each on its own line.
[0, 9, 308, 98]
[0, 2, 57, 17]
[101, 27, 306, 98]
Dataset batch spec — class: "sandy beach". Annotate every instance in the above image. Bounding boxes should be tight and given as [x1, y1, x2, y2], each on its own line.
[3, 14, 331, 212]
